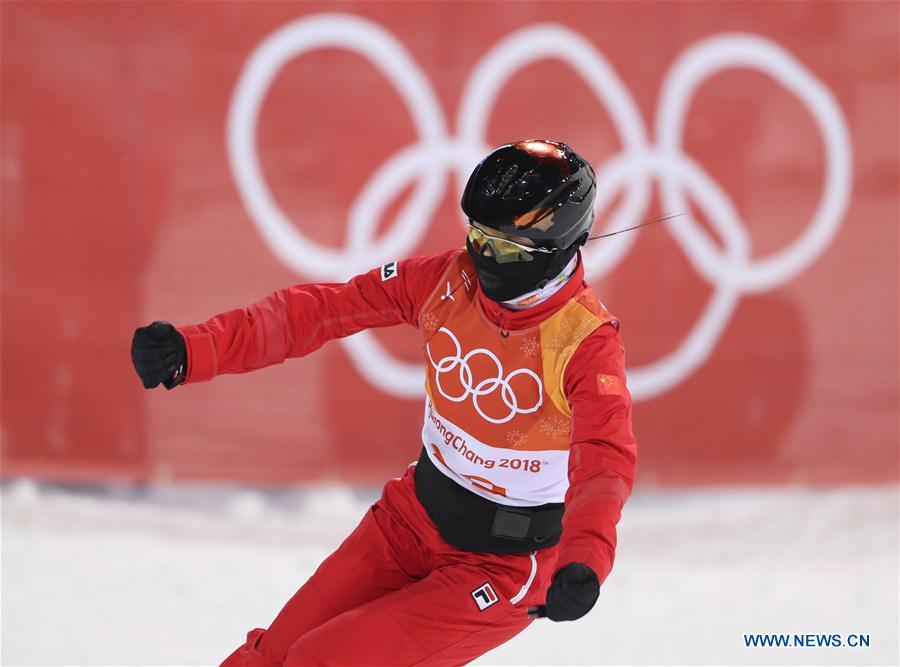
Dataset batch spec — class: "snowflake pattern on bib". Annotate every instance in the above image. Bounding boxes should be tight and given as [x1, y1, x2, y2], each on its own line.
[520, 337, 539, 358]
[538, 414, 569, 439]
[506, 430, 529, 448]
[420, 312, 439, 333]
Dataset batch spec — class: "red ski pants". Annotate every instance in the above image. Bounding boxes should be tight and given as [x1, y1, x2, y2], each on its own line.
[221, 465, 559, 666]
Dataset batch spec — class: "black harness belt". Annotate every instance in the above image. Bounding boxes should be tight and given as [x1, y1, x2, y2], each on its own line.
[413, 448, 564, 554]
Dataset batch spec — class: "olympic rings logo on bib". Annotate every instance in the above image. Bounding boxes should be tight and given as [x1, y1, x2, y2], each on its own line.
[427, 327, 542, 425]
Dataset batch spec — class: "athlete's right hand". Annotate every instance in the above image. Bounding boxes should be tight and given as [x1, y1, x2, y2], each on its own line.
[131, 321, 187, 389]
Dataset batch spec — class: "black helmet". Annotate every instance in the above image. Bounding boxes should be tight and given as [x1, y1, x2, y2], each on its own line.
[461, 140, 596, 250]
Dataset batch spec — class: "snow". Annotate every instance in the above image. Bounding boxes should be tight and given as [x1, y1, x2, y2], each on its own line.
[2, 481, 897, 666]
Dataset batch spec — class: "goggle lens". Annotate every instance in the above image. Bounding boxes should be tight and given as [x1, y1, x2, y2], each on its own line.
[466, 226, 536, 263]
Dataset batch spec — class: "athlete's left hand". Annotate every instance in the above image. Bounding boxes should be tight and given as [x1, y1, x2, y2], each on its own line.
[527, 562, 599, 621]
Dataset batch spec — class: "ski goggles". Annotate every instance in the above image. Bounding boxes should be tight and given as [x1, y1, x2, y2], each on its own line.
[466, 221, 554, 263]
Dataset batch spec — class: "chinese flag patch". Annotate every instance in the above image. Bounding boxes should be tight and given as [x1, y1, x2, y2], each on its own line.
[596, 374, 624, 395]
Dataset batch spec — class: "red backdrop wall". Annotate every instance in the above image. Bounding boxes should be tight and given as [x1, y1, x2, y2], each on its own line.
[2, 1, 897, 485]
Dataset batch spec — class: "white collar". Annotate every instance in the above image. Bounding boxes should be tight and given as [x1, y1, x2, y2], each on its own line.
[501, 255, 579, 310]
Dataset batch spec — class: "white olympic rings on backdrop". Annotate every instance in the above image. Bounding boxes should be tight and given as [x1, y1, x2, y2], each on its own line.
[426, 327, 542, 424]
[227, 14, 853, 401]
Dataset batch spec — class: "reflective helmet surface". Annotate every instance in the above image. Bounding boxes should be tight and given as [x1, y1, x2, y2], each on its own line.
[461, 140, 596, 250]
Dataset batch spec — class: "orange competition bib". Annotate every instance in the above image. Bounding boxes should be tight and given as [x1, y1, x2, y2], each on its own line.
[417, 252, 616, 506]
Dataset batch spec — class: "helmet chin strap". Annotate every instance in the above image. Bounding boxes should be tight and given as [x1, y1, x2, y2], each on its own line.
[537, 233, 585, 286]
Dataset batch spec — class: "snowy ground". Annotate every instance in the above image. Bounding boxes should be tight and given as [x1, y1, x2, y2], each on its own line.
[2, 481, 898, 667]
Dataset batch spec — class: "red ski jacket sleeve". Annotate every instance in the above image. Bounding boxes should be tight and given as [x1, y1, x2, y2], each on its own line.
[176, 250, 457, 383]
[558, 324, 637, 584]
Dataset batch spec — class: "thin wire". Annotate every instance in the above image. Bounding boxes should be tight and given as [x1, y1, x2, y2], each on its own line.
[587, 212, 684, 240]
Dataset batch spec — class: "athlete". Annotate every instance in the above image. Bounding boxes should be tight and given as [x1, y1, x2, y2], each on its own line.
[131, 140, 637, 666]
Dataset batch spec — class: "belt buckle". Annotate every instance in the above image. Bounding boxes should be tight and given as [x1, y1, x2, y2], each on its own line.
[491, 507, 531, 540]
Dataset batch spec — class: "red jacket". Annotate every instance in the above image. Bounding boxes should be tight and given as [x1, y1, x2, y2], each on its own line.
[177, 249, 637, 583]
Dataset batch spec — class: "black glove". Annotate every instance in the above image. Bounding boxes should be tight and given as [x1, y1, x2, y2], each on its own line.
[131, 321, 187, 390]
[528, 562, 599, 622]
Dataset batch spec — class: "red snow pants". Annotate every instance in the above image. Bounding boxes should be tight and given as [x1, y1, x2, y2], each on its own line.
[221, 465, 559, 666]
